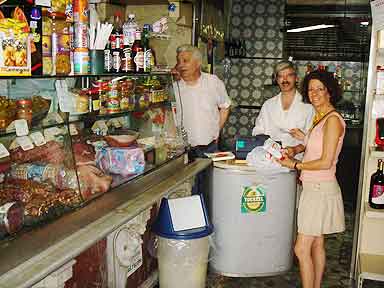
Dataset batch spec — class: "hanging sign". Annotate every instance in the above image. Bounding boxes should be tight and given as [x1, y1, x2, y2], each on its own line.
[371, 0, 384, 31]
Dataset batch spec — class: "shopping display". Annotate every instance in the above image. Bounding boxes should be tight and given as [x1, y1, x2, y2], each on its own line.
[0, 2, 184, 241]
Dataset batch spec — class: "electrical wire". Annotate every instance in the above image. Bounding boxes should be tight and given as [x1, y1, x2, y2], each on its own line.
[175, 80, 189, 145]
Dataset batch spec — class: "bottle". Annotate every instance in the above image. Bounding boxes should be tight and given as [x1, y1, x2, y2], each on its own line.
[123, 14, 138, 48]
[369, 159, 384, 209]
[131, 30, 144, 73]
[121, 16, 135, 72]
[111, 12, 123, 73]
[142, 24, 153, 73]
[104, 40, 112, 73]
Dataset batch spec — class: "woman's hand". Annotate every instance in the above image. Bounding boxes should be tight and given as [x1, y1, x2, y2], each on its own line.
[289, 128, 305, 141]
[276, 155, 296, 169]
[282, 147, 296, 158]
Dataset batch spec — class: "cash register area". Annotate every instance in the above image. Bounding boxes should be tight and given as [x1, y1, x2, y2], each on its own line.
[205, 210, 383, 288]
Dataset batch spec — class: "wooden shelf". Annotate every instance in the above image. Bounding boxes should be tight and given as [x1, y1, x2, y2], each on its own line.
[359, 253, 384, 282]
[369, 146, 384, 158]
[365, 203, 384, 219]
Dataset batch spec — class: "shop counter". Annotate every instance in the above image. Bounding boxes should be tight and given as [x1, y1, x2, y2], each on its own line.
[209, 160, 297, 277]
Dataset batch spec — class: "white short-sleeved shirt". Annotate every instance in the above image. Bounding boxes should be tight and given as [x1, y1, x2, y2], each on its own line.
[174, 72, 231, 147]
[252, 90, 315, 148]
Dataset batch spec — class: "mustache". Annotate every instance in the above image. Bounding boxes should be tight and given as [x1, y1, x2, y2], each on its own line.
[281, 81, 291, 85]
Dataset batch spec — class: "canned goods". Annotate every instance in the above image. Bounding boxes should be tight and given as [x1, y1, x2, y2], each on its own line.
[16, 99, 33, 125]
[0, 202, 24, 237]
[74, 23, 89, 49]
[106, 98, 120, 114]
[74, 50, 90, 74]
[73, 0, 89, 23]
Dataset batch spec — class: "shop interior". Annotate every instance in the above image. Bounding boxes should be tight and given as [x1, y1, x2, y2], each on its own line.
[0, 0, 383, 287]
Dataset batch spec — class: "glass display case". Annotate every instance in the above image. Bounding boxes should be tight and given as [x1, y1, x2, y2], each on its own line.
[0, 73, 186, 241]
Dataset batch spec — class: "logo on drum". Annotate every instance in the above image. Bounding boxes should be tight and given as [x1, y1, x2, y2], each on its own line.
[241, 185, 266, 213]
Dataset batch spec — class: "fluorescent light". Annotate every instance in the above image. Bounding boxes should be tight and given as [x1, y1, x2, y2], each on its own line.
[360, 21, 369, 26]
[287, 24, 335, 33]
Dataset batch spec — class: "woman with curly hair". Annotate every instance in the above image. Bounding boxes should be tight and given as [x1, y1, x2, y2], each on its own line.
[277, 70, 345, 288]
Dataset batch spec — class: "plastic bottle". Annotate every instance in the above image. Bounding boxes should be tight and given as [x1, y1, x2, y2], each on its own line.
[123, 14, 138, 48]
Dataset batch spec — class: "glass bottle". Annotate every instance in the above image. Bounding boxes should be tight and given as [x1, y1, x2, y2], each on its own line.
[369, 159, 384, 209]
[131, 30, 144, 73]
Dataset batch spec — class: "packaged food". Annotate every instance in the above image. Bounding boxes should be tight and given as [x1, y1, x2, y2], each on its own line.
[262, 138, 283, 160]
[96, 147, 145, 177]
[0, 202, 24, 237]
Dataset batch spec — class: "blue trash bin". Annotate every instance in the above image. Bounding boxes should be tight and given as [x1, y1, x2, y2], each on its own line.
[152, 195, 213, 288]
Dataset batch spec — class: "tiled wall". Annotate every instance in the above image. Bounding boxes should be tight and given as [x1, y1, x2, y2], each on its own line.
[222, 0, 285, 149]
[221, 0, 366, 149]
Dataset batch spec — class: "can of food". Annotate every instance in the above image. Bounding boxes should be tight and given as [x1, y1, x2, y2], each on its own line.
[106, 97, 120, 114]
[74, 49, 90, 75]
[16, 99, 33, 125]
[74, 23, 88, 49]
[73, 0, 89, 23]
[0, 202, 24, 237]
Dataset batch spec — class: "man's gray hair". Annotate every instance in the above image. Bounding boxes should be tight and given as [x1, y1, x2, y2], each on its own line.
[176, 44, 202, 63]
[274, 60, 297, 78]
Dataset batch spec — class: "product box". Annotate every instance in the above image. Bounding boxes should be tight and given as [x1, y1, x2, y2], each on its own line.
[0, 4, 43, 76]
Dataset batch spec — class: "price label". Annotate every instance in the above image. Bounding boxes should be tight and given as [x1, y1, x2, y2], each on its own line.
[44, 127, 63, 142]
[69, 124, 78, 136]
[15, 119, 29, 137]
[0, 143, 10, 158]
[30, 132, 46, 146]
[35, 0, 51, 7]
[16, 136, 34, 151]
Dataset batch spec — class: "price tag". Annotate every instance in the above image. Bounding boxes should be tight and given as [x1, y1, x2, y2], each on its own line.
[0, 143, 10, 158]
[30, 132, 46, 146]
[35, 0, 51, 7]
[69, 123, 78, 136]
[44, 127, 63, 142]
[15, 119, 29, 137]
[16, 136, 34, 151]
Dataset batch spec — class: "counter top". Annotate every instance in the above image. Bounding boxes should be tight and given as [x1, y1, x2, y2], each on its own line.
[213, 160, 293, 174]
[0, 157, 212, 288]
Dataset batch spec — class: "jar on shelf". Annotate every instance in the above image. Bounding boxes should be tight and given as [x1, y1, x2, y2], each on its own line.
[107, 81, 121, 114]
[76, 89, 89, 113]
[16, 99, 33, 125]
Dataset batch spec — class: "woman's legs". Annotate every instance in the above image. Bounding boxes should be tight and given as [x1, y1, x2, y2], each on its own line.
[311, 236, 326, 288]
[294, 233, 315, 288]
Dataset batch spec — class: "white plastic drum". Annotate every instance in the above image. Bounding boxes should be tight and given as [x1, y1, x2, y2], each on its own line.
[209, 162, 297, 277]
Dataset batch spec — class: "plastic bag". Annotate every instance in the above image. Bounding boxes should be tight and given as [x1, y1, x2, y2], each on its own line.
[95, 147, 145, 176]
[246, 146, 289, 173]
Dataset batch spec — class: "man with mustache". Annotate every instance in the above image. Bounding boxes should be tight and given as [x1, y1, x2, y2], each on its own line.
[173, 44, 231, 159]
[252, 61, 314, 152]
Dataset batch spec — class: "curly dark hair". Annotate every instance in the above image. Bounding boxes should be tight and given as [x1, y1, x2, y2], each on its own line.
[301, 70, 342, 105]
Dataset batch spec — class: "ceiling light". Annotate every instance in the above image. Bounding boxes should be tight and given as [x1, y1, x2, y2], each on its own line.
[287, 24, 335, 33]
[360, 21, 369, 26]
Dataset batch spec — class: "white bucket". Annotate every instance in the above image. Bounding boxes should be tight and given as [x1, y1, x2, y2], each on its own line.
[157, 236, 209, 288]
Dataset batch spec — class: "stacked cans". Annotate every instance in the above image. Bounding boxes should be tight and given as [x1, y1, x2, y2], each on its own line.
[73, 0, 90, 74]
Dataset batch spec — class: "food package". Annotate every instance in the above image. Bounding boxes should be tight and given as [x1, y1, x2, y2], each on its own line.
[0, 201, 24, 237]
[96, 147, 145, 177]
[0, 5, 44, 76]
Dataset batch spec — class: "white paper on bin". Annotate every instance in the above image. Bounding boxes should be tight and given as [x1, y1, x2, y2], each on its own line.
[168, 195, 206, 231]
